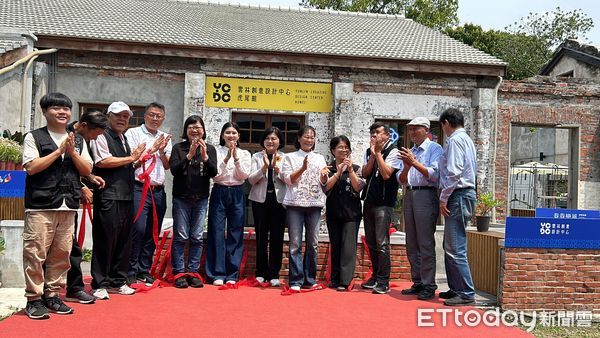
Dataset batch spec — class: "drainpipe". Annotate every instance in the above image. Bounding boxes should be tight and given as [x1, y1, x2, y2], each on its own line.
[0, 48, 59, 132]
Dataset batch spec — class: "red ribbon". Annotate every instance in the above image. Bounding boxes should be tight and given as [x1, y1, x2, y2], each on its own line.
[133, 153, 159, 247]
[325, 242, 332, 285]
[238, 229, 254, 275]
[77, 203, 93, 248]
[150, 229, 170, 277]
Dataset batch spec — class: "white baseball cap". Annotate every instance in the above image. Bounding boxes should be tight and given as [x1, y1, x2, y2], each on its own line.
[107, 101, 133, 116]
[407, 117, 430, 129]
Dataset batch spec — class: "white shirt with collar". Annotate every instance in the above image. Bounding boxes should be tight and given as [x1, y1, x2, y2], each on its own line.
[125, 124, 172, 186]
[248, 150, 286, 203]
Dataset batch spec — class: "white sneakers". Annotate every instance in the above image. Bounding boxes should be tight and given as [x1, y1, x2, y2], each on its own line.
[112, 284, 136, 295]
[290, 286, 301, 291]
[92, 289, 109, 300]
[95, 285, 136, 298]
[255, 277, 265, 283]
[226, 280, 236, 285]
[270, 279, 281, 287]
[213, 279, 224, 286]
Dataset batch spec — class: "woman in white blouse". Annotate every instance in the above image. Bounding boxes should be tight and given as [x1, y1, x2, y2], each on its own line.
[248, 127, 287, 287]
[281, 125, 327, 291]
[205, 122, 251, 286]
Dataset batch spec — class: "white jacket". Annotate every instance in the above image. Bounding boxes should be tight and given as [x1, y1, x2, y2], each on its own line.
[248, 150, 286, 203]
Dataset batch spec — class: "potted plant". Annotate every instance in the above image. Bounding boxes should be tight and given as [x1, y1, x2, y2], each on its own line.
[475, 192, 502, 232]
[0, 137, 23, 171]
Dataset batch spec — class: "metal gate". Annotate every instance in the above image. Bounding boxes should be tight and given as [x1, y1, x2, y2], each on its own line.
[509, 162, 569, 216]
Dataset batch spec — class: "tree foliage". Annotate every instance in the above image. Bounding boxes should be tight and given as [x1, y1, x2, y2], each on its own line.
[446, 8, 593, 79]
[300, 0, 458, 30]
[444, 24, 550, 80]
[300, 1, 595, 79]
[505, 7, 594, 49]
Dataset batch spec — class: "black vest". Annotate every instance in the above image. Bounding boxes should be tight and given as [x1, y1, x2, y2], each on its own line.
[92, 128, 134, 201]
[362, 143, 400, 207]
[24, 127, 83, 209]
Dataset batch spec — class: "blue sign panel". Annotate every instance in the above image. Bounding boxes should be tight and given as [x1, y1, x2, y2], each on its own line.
[536, 208, 600, 220]
[0, 170, 26, 197]
[505, 216, 600, 249]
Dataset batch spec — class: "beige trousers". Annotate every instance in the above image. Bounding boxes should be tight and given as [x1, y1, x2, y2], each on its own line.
[22, 210, 75, 300]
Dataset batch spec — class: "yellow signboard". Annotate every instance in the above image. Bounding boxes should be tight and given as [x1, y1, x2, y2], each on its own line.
[205, 76, 332, 113]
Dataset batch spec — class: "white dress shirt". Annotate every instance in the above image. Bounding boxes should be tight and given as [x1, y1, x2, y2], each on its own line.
[125, 124, 172, 186]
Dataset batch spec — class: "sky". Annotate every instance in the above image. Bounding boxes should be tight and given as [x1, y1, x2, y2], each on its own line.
[214, 0, 600, 45]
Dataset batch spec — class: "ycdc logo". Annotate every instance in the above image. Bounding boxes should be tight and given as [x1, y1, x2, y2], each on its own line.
[212, 83, 231, 102]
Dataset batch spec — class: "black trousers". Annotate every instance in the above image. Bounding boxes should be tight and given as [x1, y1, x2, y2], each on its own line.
[363, 203, 392, 286]
[91, 199, 133, 289]
[66, 213, 85, 293]
[251, 192, 286, 280]
[326, 218, 360, 286]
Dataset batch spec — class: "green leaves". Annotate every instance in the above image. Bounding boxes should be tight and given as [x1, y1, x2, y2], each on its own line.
[300, 0, 459, 30]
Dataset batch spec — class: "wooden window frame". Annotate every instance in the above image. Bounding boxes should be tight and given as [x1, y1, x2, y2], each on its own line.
[232, 112, 305, 154]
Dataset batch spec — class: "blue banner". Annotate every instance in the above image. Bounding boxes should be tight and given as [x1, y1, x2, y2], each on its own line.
[0, 170, 26, 198]
[505, 216, 600, 249]
[536, 208, 600, 220]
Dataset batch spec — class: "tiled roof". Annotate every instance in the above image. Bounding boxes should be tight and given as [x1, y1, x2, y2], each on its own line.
[0, 38, 27, 55]
[0, 0, 506, 66]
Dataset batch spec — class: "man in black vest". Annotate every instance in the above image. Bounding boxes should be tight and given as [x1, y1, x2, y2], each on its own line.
[89, 102, 145, 300]
[22, 92, 93, 319]
[360, 122, 402, 294]
[62, 110, 109, 305]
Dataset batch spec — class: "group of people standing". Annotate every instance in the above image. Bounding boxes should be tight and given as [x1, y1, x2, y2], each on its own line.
[22, 91, 478, 321]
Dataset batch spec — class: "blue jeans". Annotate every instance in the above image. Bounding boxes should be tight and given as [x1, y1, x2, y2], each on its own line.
[443, 188, 476, 299]
[171, 197, 208, 274]
[205, 185, 245, 282]
[129, 184, 167, 277]
[287, 206, 322, 287]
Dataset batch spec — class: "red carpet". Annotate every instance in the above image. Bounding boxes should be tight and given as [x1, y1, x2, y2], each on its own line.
[1, 282, 532, 337]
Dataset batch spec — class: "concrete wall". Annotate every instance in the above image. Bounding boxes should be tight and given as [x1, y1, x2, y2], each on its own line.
[54, 65, 185, 215]
[0, 71, 23, 134]
[510, 127, 569, 165]
[547, 56, 600, 79]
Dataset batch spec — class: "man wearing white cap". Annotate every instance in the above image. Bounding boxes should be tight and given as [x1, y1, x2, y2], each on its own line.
[89, 101, 146, 299]
[124, 102, 172, 285]
[396, 117, 442, 300]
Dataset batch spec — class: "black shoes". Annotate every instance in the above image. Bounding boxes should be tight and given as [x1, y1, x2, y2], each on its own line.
[438, 290, 458, 299]
[126, 275, 137, 286]
[174, 276, 189, 288]
[401, 283, 424, 295]
[43, 296, 74, 315]
[443, 295, 475, 306]
[136, 272, 155, 284]
[187, 275, 204, 288]
[25, 299, 49, 320]
[336, 285, 350, 292]
[417, 288, 436, 300]
[360, 278, 377, 290]
[372, 284, 390, 294]
[65, 290, 95, 304]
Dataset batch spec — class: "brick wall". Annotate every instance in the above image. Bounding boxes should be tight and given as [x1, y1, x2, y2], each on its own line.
[500, 248, 600, 315]
[153, 233, 411, 282]
[496, 77, 600, 220]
